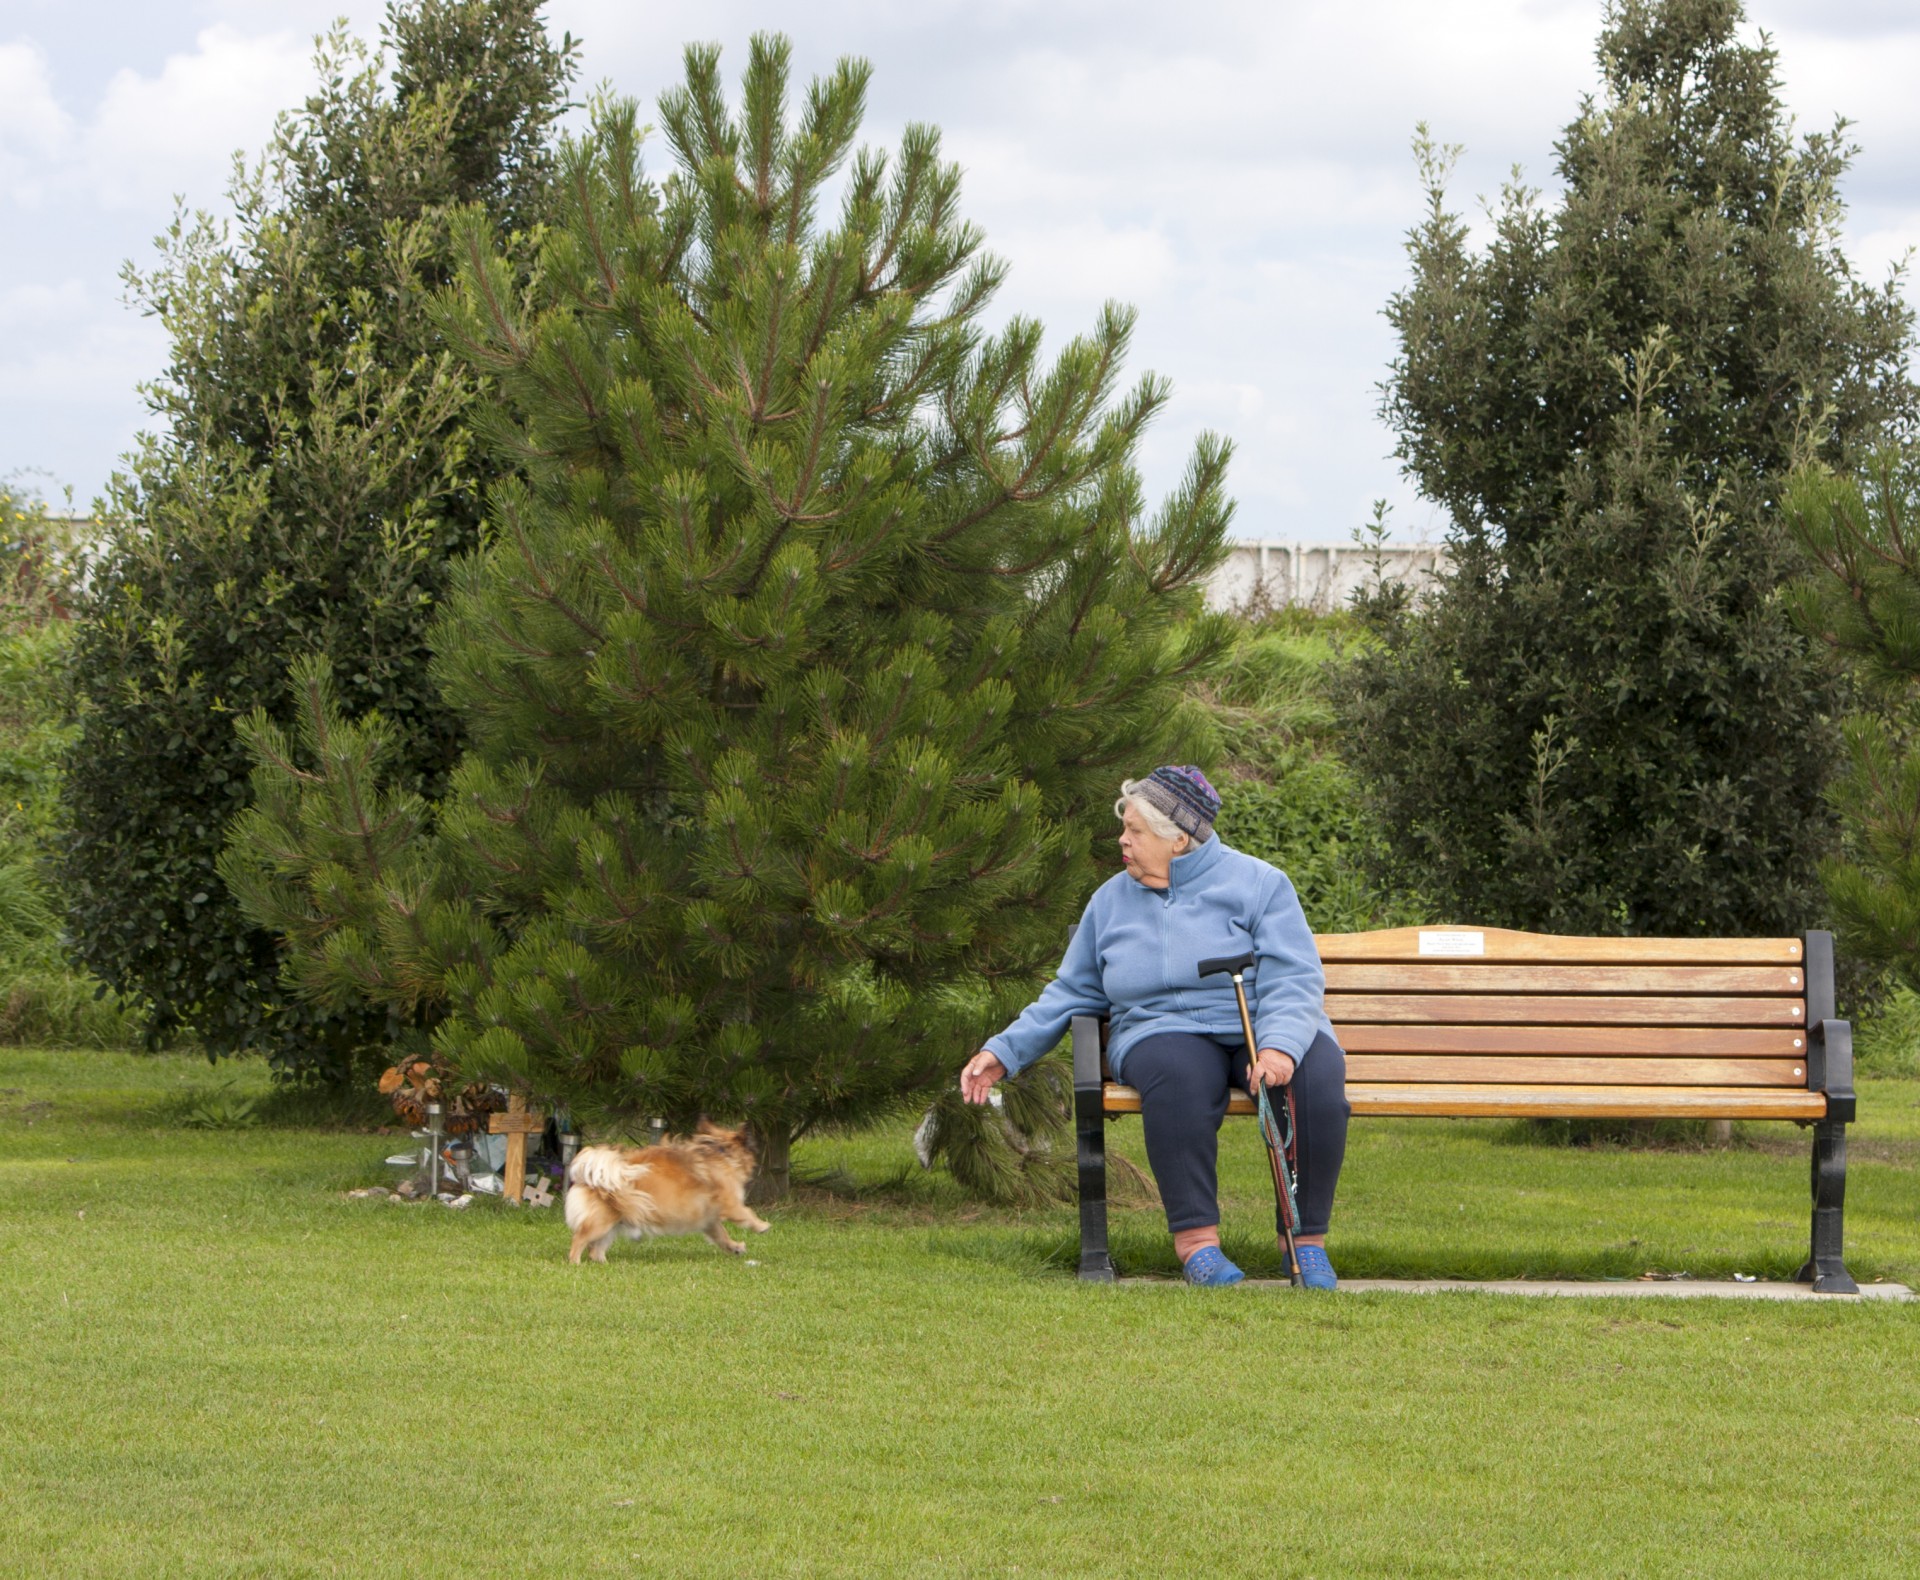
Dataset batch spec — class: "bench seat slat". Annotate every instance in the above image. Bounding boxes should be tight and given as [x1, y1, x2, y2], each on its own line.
[1325, 993, 1804, 1026]
[1347, 1084, 1828, 1119]
[1323, 963, 1804, 995]
[1316, 928, 1802, 965]
[1334, 1024, 1808, 1056]
[1345, 1055, 1807, 1086]
[1099, 1083, 1826, 1120]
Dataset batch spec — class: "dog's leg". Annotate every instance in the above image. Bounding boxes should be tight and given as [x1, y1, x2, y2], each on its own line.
[704, 1219, 747, 1254]
[570, 1226, 615, 1265]
[718, 1183, 771, 1234]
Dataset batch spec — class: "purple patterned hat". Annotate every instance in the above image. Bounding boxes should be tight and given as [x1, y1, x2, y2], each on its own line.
[1131, 765, 1221, 842]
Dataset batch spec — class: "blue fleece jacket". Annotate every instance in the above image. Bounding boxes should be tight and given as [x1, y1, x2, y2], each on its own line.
[983, 835, 1334, 1082]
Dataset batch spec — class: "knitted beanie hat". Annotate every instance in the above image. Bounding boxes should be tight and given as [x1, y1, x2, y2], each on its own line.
[1130, 765, 1221, 843]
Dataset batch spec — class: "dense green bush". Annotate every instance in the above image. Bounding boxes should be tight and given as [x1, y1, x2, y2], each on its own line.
[59, 2, 576, 1080]
[1344, 0, 1915, 938]
[1854, 987, 1920, 1079]
[1785, 457, 1920, 994]
[1201, 610, 1416, 935]
[0, 490, 139, 1048]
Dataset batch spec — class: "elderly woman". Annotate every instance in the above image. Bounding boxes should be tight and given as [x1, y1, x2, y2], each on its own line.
[961, 766, 1348, 1287]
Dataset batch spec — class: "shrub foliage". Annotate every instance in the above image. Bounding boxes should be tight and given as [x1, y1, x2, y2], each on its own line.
[1344, 0, 1915, 936]
[1785, 456, 1920, 987]
[1202, 612, 1416, 936]
[59, 3, 576, 1076]
[0, 487, 136, 1047]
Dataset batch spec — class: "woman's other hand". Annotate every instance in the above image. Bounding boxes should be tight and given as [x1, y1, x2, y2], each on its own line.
[960, 1051, 1007, 1104]
[1249, 1048, 1296, 1093]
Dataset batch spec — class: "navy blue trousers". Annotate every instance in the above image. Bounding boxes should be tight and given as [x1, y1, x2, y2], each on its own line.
[1121, 1029, 1349, 1237]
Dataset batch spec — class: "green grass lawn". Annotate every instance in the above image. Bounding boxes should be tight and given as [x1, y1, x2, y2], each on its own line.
[4, 1047, 1919, 1578]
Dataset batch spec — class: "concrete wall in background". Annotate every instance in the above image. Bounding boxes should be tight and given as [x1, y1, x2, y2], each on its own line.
[31, 519, 1447, 618]
[1204, 540, 1448, 613]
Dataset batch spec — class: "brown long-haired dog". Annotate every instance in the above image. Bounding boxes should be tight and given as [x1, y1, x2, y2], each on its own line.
[564, 1120, 770, 1264]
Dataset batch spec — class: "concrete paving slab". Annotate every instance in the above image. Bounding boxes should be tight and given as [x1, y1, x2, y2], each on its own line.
[1227, 1277, 1914, 1301]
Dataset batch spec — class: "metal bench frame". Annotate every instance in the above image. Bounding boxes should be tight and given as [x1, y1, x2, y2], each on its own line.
[1072, 928, 1857, 1292]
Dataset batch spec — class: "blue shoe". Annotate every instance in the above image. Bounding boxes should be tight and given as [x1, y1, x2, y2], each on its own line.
[1292, 1244, 1338, 1290]
[1183, 1246, 1245, 1287]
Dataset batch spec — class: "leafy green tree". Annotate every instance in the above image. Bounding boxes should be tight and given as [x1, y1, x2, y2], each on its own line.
[60, 2, 576, 1077]
[1343, 0, 1915, 936]
[0, 484, 134, 1046]
[2, 481, 79, 630]
[1785, 456, 1920, 984]
[220, 41, 1233, 1199]
[1198, 609, 1415, 935]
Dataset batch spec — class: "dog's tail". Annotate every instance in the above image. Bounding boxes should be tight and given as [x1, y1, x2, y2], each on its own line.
[566, 1146, 630, 1196]
[563, 1145, 660, 1234]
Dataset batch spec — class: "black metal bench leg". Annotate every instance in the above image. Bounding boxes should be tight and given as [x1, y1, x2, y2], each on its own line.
[1795, 965, 1859, 1295]
[1071, 1013, 1115, 1282]
[1075, 1097, 1114, 1282]
[1796, 1118, 1858, 1294]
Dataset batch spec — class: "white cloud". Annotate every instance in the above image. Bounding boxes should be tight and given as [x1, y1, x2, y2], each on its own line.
[0, 279, 91, 329]
[0, 39, 74, 203]
[988, 219, 1177, 305]
[5, 0, 1918, 533]
[1847, 223, 1920, 291]
[80, 25, 311, 208]
[0, 39, 69, 147]
[0, 24, 311, 496]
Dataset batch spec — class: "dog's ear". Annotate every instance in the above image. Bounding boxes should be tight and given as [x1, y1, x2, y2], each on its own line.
[694, 1114, 721, 1137]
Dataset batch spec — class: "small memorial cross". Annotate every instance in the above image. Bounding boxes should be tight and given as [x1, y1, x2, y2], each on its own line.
[523, 1174, 555, 1209]
[487, 1093, 546, 1203]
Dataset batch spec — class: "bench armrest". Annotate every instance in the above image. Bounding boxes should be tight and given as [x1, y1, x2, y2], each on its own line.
[1809, 1018, 1856, 1124]
[1071, 1015, 1104, 1095]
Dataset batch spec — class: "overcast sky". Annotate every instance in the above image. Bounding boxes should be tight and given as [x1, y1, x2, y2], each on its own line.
[3, 1, 1916, 542]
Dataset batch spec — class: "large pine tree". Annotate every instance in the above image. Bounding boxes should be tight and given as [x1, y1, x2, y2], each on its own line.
[1343, 0, 1915, 936]
[220, 41, 1233, 1196]
[61, 2, 576, 1076]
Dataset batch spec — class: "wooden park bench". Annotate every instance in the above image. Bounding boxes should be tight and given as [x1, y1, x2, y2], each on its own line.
[1072, 926, 1858, 1292]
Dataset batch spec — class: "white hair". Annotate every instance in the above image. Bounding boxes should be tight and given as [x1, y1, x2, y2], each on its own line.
[1114, 780, 1187, 844]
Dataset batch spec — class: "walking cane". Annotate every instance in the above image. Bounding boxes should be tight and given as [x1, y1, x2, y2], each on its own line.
[1198, 951, 1304, 1288]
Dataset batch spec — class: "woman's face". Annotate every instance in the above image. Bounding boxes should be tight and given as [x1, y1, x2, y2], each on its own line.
[1118, 802, 1189, 889]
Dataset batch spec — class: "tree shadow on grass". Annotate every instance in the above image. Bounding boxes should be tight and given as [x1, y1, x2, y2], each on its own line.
[1495, 1117, 1740, 1151]
[927, 1205, 1832, 1286]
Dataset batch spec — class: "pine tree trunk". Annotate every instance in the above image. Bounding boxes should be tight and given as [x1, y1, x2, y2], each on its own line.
[750, 1120, 792, 1204]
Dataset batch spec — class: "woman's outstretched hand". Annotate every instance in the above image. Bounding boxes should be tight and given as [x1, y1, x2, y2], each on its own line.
[960, 1051, 1007, 1104]
[1249, 1048, 1296, 1094]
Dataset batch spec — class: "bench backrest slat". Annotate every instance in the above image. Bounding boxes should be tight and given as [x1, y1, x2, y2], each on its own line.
[1326, 993, 1803, 1026]
[1324, 964, 1802, 995]
[1344, 1055, 1808, 1087]
[1314, 927, 1802, 965]
[1335, 1025, 1806, 1056]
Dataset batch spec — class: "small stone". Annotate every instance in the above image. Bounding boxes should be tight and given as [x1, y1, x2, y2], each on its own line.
[442, 1194, 473, 1210]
